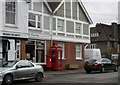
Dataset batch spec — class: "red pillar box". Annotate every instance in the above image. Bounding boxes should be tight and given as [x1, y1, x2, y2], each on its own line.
[46, 55, 52, 68]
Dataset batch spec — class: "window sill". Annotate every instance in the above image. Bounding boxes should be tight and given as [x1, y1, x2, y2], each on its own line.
[28, 27, 42, 31]
[62, 58, 66, 60]
[76, 58, 83, 60]
[5, 24, 18, 28]
[59, 58, 66, 60]
[57, 31, 65, 33]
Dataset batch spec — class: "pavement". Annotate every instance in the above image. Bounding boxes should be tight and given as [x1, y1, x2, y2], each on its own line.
[44, 69, 85, 80]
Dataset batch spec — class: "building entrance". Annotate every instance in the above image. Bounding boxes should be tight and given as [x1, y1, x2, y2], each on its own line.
[26, 40, 45, 64]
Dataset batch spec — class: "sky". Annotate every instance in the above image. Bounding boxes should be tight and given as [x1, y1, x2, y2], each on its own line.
[81, 0, 119, 27]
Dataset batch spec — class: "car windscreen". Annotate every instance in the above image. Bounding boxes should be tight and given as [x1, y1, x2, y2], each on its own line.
[2, 61, 18, 67]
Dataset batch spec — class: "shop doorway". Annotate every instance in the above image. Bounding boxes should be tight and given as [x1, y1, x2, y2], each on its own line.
[2, 39, 20, 62]
[26, 40, 45, 63]
[2, 40, 9, 62]
[26, 41, 35, 61]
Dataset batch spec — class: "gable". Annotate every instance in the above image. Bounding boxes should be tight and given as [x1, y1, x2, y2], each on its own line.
[43, 2, 51, 14]
[55, 3, 64, 17]
[45, 0, 63, 12]
[46, 0, 92, 24]
[78, 3, 89, 22]
[47, 2, 61, 11]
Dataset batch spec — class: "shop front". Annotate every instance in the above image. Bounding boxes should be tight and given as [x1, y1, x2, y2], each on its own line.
[2, 39, 21, 62]
[26, 40, 46, 64]
[0, 31, 28, 63]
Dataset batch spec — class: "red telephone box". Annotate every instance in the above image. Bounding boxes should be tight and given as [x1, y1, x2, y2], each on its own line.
[46, 46, 63, 70]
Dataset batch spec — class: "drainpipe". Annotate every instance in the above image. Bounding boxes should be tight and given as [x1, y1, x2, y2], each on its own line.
[50, 13, 54, 46]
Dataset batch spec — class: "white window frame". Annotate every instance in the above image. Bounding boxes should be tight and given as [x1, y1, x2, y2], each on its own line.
[90, 44, 96, 49]
[37, 15, 42, 29]
[5, 1, 16, 26]
[15, 40, 20, 60]
[76, 22, 81, 34]
[28, 13, 42, 30]
[57, 19, 65, 32]
[76, 44, 82, 59]
[58, 42, 65, 59]
[91, 33, 99, 37]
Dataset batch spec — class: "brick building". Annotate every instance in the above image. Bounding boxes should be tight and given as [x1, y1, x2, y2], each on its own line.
[90, 23, 119, 60]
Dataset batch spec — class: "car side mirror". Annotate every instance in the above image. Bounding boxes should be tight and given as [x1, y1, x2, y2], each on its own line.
[16, 66, 19, 69]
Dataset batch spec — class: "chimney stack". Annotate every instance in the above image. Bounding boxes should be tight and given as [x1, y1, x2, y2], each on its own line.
[112, 22, 118, 41]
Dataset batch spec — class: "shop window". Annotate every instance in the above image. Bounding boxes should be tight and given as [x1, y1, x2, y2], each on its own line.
[15, 40, 20, 60]
[36, 41, 45, 63]
[26, 40, 45, 63]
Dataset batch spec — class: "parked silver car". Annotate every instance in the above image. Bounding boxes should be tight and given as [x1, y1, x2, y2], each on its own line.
[0, 60, 44, 85]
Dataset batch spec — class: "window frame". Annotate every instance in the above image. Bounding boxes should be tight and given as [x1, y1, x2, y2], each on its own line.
[5, 1, 17, 26]
[57, 19, 65, 32]
[28, 13, 42, 29]
[76, 44, 82, 60]
[76, 22, 81, 34]
[90, 44, 96, 49]
[17, 61, 34, 68]
[58, 42, 65, 59]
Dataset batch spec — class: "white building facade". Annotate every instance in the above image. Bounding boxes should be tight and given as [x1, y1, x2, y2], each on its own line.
[0, 0, 92, 68]
[0, 0, 28, 62]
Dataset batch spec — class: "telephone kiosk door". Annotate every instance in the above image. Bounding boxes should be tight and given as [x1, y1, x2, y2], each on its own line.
[50, 46, 62, 70]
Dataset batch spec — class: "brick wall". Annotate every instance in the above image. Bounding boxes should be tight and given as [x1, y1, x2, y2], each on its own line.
[46, 40, 85, 69]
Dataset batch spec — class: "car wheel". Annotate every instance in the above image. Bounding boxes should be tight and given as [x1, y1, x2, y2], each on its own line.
[114, 66, 118, 72]
[35, 72, 43, 82]
[101, 67, 105, 73]
[3, 74, 13, 85]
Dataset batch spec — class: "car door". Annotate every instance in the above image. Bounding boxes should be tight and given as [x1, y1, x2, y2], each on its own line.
[107, 59, 115, 70]
[25, 61, 37, 78]
[101, 59, 109, 70]
[14, 61, 32, 79]
[103, 59, 112, 70]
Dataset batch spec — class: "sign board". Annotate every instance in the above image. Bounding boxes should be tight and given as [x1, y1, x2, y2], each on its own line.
[2, 31, 28, 38]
